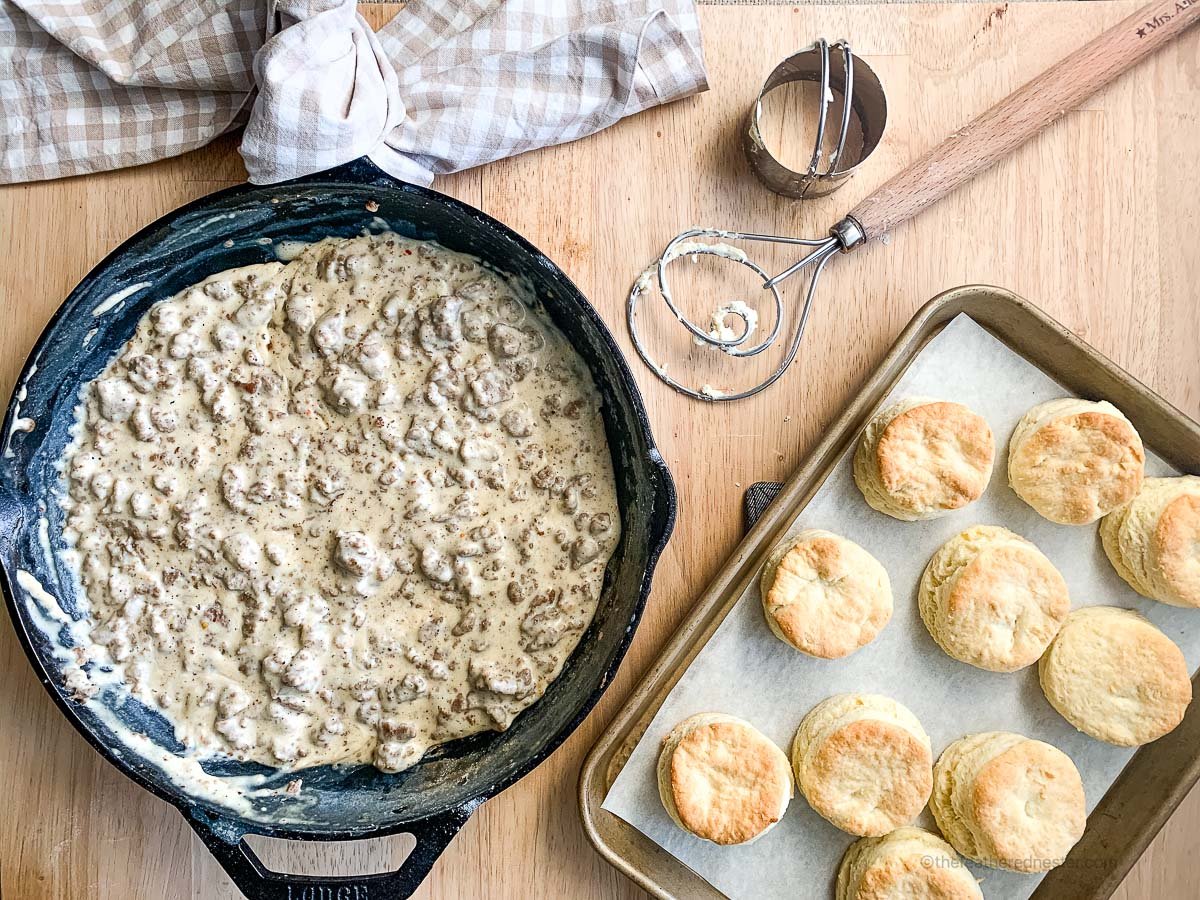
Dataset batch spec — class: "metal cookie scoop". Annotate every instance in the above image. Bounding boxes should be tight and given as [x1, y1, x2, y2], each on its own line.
[628, 0, 1198, 402]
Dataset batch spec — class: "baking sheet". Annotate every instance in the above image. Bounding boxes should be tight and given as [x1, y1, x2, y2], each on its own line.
[601, 314, 1194, 900]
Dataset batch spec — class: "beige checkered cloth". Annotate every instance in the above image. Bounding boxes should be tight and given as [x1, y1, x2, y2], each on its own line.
[0, 0, 707, 185]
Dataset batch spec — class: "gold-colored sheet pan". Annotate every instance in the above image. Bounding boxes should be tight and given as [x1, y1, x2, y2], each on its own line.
[579, 285, 1200, 900]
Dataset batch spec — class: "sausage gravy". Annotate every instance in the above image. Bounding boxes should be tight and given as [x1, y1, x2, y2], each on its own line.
[58, 232, 619, 773]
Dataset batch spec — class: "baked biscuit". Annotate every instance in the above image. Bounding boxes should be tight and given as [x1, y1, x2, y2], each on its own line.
[836, 826, 984, 900]
[760, 529, 892, 659]
[1008, 398, 1144, 525]
[657, 713, 792, 844]
[853, 398, 994, 521]
[1039, 607, 1191, 746]
[792, 694, 932, 836]
[919, 526, 1070, 672]
[1100, 475, 1200, 608]
[931, 732, 1085, 873]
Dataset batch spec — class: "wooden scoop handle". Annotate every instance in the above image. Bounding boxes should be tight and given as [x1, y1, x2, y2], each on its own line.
[846, 0, 1199, 242]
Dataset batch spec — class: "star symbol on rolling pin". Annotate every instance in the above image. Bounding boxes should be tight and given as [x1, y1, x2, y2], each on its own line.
[1136, 26, 1147, 36]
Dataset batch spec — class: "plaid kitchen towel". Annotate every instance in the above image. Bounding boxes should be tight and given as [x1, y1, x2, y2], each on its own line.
[0, 0, 707, 185]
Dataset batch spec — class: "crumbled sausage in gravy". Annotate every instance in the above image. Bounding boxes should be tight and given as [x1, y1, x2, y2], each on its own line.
[59, 233, 619, 773]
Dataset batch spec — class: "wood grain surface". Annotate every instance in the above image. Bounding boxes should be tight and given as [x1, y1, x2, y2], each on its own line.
[847, 0, 1200, 240]
[1, 2, 1197, 898]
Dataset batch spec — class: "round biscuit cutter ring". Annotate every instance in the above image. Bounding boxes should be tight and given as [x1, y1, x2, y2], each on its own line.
[745, 39, 888, 199]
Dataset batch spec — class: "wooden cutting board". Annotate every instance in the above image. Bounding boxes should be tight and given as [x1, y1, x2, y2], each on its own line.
[1, 2, 1197, 898]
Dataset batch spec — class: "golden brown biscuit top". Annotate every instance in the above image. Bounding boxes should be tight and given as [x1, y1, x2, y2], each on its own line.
[804, 719, 933, 835]
[855, 853, 982, 900]
[1042, 608, 1191, 745]
[669, 720, 791, 845]
[875, 402, 994, 514]
[1156, 491, 1200, 606]
[1011, 410, 1144, 524]
[972, 740, 1085, 872]
[943, 542, 1070, 669]
[766, 534, 891, 658]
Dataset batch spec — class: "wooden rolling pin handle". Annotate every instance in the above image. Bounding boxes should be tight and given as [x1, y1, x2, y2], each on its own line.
[845, 0, 1199, 243]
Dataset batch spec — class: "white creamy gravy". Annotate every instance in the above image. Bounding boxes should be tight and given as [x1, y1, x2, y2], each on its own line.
[59, 232, 619, 773]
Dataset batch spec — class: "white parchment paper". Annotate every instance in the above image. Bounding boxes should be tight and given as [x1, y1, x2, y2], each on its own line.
[601, 314, 1194, 900]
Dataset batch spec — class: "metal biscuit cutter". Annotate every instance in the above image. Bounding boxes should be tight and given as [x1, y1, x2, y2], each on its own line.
[744, 39, 887, 200]
[627, 0, 1198, 402]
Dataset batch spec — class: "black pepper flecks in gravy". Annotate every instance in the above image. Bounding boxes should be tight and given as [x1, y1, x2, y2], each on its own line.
[58, 233, 619, 773]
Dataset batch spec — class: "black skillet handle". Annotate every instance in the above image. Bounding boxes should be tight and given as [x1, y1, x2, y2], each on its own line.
[186, 803, 475, 900]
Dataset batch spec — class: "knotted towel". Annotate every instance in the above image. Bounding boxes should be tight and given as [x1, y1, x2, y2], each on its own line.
[1, 0, 707, 185]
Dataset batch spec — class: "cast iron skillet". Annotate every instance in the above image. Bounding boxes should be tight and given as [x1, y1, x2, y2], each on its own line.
[0, 158, 676, 899]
